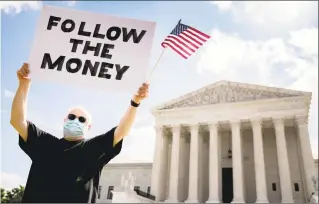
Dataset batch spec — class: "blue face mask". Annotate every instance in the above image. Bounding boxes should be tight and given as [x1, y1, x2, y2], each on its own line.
[63, 119, 88, 137]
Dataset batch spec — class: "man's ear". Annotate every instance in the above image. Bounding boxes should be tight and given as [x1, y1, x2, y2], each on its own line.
[88, 124, 92, 130]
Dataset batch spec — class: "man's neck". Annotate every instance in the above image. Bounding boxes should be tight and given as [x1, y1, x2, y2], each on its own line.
[63, 136, 84, 141]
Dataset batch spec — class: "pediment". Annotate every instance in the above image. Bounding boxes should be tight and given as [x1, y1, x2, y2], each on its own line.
[155, 81, 311, 110]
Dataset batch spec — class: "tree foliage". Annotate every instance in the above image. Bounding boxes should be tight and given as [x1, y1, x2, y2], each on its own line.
[0, 186, 24, 203]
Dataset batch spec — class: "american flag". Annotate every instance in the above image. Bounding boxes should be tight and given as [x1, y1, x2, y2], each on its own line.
[161, 20, 211, 59]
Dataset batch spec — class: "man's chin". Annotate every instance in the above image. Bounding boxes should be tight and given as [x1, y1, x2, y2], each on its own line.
[64, 135, 85, 141]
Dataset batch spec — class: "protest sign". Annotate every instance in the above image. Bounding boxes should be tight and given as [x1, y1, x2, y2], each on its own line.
[28, 5, 156, 93]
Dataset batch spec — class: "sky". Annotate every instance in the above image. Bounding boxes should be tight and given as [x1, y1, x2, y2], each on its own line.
[0, 1, 318, 190]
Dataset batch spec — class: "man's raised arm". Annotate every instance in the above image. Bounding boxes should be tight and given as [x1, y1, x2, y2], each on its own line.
[113, 83, 149, 146]
[10, 63, 31, 142]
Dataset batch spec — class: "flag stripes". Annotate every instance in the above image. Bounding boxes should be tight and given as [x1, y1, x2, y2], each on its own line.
[161, 20, 211, 59]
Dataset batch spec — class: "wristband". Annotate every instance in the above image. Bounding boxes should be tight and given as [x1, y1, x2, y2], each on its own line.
[131, 100, 140, 107]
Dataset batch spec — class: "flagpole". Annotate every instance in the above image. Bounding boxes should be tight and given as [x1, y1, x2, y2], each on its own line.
[146, 19, 182, 83]
[146, 48, 167, 82]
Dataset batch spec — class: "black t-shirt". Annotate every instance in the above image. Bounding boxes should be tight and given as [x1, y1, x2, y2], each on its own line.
[18, 121, 123, 203]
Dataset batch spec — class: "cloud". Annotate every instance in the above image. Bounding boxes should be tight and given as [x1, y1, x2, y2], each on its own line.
[0, 172, 26, 190]
[108, 110, 156, 163]
[211, 1, 318, 32]
[65, 1, 76, 6]
[111, 125, 156, 163]
[0, 1, 42, 14]
[4, 89, 15, 98]
[197, 28, 318, 158]
[133, 111, 154, 128]
[289, 28, 318, 56]
[211, 1, 232, 11]
[27, 108, 63, 137]
[197, 28, 318, 85]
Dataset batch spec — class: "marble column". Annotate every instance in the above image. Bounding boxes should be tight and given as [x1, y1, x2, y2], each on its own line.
[296, 115, 317, 197]
[186, 124, 200, 203]
[231, 120, 245, 203]
[151, 125, 161, 196]
[152, 125, 169, 201]
[206, 123, 221, 203]
[166, 125, 181, 203]
[273, 117, 294, 203]
[251, 119, 268, 203]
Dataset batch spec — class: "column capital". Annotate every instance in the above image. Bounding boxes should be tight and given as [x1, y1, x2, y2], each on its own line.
[229, 120, 242, 130]
[170, 124, 181, 135]
[229, 119, 241, 125]
[250, 118, 263, 126]
[154, 124, 163, 131]
[189, 123, 200, 129]
[295, 115, 308, 125]
[272, 117, 285, 126]
[170, 124, 180, 129]
[208, 122, 220, 129]
[154, 125, 165, 140]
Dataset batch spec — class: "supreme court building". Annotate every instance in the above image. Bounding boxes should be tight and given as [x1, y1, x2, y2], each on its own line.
[149, 80, 317, 203]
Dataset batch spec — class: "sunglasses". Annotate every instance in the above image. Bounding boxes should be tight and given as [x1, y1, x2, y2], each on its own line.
[68, 114, 87, 123]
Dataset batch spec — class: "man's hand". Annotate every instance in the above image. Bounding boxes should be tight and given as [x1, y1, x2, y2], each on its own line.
[11, 63, 31, 142]
[132, 82, 149, 104]
[17, 63, 31, 84]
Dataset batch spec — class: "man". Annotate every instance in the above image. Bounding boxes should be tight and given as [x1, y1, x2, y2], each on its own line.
[10, 63, 149, 203]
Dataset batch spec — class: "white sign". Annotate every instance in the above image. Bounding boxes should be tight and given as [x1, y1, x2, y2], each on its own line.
[28, 6, 156, 93]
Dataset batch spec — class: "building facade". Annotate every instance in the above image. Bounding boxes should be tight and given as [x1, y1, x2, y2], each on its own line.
[98, 163, 152, 203]
[99, 81, 317, 203]
[150, 81, 316, 203]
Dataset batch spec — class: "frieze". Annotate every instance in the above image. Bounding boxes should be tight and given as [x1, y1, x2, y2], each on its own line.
[161, 84, 302, 110]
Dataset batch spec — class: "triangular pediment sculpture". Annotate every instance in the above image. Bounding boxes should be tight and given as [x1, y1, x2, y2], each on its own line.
[155, 80, 310, 110]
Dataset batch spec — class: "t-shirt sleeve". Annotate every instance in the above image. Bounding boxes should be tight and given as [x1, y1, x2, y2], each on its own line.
[84, 127, 123, 166]
[19, 121, 59, 161]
